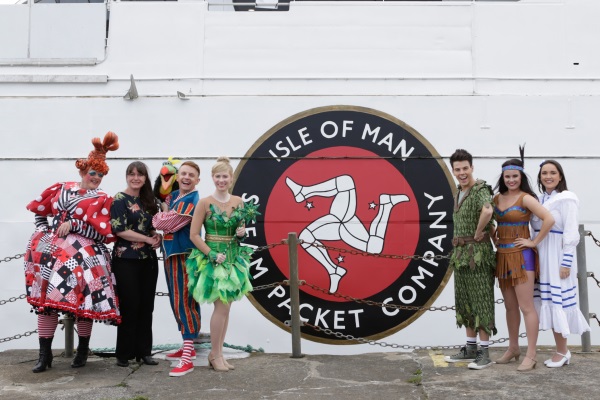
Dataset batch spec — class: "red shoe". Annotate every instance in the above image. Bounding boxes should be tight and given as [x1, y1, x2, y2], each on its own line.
[165, 348, 197, 361]
[169, 361, 194, 377]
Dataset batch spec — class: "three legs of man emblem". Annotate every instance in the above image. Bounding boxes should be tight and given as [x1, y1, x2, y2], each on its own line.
[286, 175, 409, 293]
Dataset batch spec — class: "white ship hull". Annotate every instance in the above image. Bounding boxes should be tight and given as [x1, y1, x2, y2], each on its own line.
[1, 0, 598, 354]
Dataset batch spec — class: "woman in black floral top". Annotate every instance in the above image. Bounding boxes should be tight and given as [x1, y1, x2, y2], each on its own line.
[110, 161, 161, 367]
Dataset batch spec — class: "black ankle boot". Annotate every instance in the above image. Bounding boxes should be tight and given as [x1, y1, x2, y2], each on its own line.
[71, 336, 90, 368]
[136, 355, 159, 365]
[32, 337, 54, 373]
[116, 358, 130, 367]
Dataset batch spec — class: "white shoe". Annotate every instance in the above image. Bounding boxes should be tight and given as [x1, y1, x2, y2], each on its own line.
[546, 350, 571, 368]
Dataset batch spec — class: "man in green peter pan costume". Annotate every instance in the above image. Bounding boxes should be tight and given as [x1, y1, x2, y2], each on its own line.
[444, 149, 497, 370]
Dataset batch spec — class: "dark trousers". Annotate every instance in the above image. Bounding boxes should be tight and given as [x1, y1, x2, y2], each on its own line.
[113, 257, 158, 360]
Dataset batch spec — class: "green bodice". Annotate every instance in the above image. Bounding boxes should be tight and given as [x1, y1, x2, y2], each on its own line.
[204, 204, 246, 256]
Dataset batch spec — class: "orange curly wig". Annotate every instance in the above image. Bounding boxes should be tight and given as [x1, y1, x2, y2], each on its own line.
[75, 131, 119, 175]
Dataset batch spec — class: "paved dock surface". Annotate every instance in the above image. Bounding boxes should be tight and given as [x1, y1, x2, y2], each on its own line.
[0, 346, 598, 400]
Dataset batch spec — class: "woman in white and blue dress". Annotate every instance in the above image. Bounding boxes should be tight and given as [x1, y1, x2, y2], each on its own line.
[531, 160, 591, 368]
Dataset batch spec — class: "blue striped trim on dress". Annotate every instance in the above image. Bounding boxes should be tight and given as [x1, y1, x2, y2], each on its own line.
[498, 221, 529, 227]
[533, 229, 564, 234]
[494, 206, 527, 217]
[561, 253, 574, 268]
[537, 282, 578, 308]
[537, 299, 578, 308]
[497, 243, 516, 249]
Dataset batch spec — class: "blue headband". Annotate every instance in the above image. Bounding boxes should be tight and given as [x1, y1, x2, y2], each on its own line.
[502, 165, 524, 172]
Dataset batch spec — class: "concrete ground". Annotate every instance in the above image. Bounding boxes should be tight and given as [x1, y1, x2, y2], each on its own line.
[0, 346, 598, 400]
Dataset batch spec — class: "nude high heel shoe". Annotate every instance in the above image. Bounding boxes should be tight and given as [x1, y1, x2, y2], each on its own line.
[546, 351, 571, 368]
[208, 356, 229, 372]
[223, 359, 235, 370]
[516, 356, 537, 372]
[495, 348, 521, 364]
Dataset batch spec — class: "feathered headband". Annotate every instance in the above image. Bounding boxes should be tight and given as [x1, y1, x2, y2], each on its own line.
[502, 144, 526, 172]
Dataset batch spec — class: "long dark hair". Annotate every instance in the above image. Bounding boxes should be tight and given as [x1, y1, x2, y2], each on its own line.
[538, 160, 568, 193]
[494, 146, 537, 198]
[126, 161, 158, 216]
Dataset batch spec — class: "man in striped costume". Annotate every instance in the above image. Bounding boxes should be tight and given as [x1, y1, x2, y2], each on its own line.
[153, 161, 202, 377]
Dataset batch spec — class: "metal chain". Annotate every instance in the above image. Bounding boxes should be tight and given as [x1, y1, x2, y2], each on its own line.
[589, 272, 600, 289]
[252, 281, 289, 292]
[303, 322, 525, 350]
[488, 333, 529, 345]
[154, 281, 289, 297]
[0, 239, 285, 266]
[302, 241, 449, 261]
[1, 238, 422, 267]
[302, 281, 504, 311]
[0, 294, 27, 306]
[0, 329, 37, 344]
[1, 230, 594, 263]
[0, 253, 24, 264]
[586, 231, 600, 247]
[253, 240, 287, 253]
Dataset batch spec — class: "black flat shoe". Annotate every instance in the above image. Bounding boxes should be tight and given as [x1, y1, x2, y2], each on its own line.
[137, 356, 159, 365]
[116, 359, 130, 367]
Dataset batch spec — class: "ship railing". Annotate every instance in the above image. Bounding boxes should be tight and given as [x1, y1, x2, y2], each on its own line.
[1, 224, 598, 355]
[270, 226, 597, 355]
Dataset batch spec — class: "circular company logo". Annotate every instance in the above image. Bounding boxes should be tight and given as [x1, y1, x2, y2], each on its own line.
[235, 106, 454, 343]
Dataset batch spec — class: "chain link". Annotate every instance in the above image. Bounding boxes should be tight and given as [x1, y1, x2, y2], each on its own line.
[488, 333, 529, 345]
[1, 237, 430, 267]
[253, 240, 287, 254]
[588, 272, 600, 289]
[301, 281, 504, 311]
[303, 322, 525, 350]
[0, 239, 285, 267]
[0, 294, 27, 306]
[154, 281, 289, 296]
[252, 281, 289, 292]
[586, 231, 600, 247]
[0, 329, 37, 344]
[0, 253, 24, 264]
[0, 230, 583, 347]
[302, 241, 449, 261]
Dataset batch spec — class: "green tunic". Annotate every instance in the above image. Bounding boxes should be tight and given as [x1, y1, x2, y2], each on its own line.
[186, 203, 254, 304]
[449, 179, 497, 335]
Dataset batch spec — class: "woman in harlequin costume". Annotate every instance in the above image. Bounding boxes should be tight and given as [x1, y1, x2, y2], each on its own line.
[493, 151, 554, 372]
[187, 156, 259, 372]
[24, 132, 121, 373]
[532, 160, 590, 368]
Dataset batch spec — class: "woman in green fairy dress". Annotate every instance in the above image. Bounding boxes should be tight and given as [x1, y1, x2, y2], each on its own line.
[187, 156, 259, 372]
